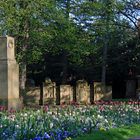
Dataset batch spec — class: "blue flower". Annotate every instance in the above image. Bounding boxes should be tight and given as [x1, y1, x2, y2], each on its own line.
[63, 131, 69, 138]
[43, 132, 50, 139]
[32, 136, 42, 140]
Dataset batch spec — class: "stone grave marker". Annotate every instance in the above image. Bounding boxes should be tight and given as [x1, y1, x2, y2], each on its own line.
[94, 82, 112, 101]
[60, 85, 73, 104]
[77, 80, 90, 104]
[44, 81, 56, 105]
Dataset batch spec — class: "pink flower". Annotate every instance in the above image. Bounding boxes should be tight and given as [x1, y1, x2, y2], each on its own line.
[43, 105, 49, 112]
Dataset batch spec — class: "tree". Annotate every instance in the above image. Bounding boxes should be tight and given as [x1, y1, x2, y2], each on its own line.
[73, 0, 140, 92]
[0, 0, 56, 94]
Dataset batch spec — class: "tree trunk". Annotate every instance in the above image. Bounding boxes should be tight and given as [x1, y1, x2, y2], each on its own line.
[89, 81, 94, 104]
[19, 1, 29, 91]
[61, 51, 68, 84]
[60, 0, 70, 84]
[137, 18, 140, 38]
[19, 63, 26, 94]
[101, 38, 108, 94]
[56, 84, 60, 105]
[73, 83, 77, 102]
[39, 82, 44, 105]
[101, 13, 109, 94]
[66, 0, 70, 18]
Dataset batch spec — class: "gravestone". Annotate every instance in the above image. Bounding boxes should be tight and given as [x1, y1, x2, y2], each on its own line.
[60, 85, 73, 104]
[94, 82, 103, 100]
[0, 36, 20, 109]
[44, 82, 56, 105]
[77, 80, 90, 104]
[94, 82, 112, 101]
[126, 80, 136, 98]
[25, 87, 40, 106]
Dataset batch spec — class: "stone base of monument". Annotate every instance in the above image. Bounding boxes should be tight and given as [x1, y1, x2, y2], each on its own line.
[0, 99, 22, 110]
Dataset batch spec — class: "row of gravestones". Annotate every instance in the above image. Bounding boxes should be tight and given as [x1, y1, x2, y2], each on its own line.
[1, 36, 140, 109]
[0, 36, 112, 109]
[25, 80, 112, 106]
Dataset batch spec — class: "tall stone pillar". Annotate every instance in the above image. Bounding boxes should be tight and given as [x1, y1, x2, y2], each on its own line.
[0, 36, 20, 109]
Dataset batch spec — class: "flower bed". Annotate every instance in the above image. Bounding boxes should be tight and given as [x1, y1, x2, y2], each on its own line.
[0, 100, 140, 140]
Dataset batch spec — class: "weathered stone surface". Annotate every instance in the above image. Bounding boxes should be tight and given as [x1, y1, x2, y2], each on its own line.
[94, 82, 112, 101]
[77, 80, 90, 104]
[60, 85, 73, 104]
[25, 87, 40, 105]
[44, 82, 56, 105]
[0, 36, 20, 109]
[26, 82, 56, 105]
[94, 82, 102, 100]
[26, 84, 74, 105]
[25, 81, 112, 105]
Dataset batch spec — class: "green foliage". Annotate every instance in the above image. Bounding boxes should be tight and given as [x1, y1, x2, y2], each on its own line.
[0, 0, 56, 63]
[0, 0, 139, 81]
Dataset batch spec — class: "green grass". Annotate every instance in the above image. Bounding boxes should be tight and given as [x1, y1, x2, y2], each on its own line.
[72, 124, 140, 140]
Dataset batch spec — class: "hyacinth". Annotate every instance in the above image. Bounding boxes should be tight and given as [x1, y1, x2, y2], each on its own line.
[0, 100, 140, 140]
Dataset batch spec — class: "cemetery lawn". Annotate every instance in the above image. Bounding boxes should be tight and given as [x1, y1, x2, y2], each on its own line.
[72, 124, 140, 140]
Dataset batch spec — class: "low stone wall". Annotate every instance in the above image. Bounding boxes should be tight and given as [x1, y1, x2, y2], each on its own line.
[25, 81, 112, 106]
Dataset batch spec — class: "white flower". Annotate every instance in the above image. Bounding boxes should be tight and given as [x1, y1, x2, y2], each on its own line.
[97, 115, 103, 119]
[15, 125, 19, 128]
[104, 119, 108, 123]
[24, 113, 28, 117]
[69, 116, 74, 122]
[50, 123, 53, 129]
[96, 123, 102, 128]
[85, 117, 93, 124]
[47, 111, 52, 115]
[4, 116, 7, 120]
[8, 115, 16, 121]
[125, 108, 128, 111]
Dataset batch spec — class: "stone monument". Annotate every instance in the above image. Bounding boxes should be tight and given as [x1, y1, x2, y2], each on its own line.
[126, 80, 136, 98]
[0, 36, 20, 109]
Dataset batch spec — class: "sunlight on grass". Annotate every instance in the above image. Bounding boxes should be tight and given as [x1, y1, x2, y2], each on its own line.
[72, 124, 140, 140]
